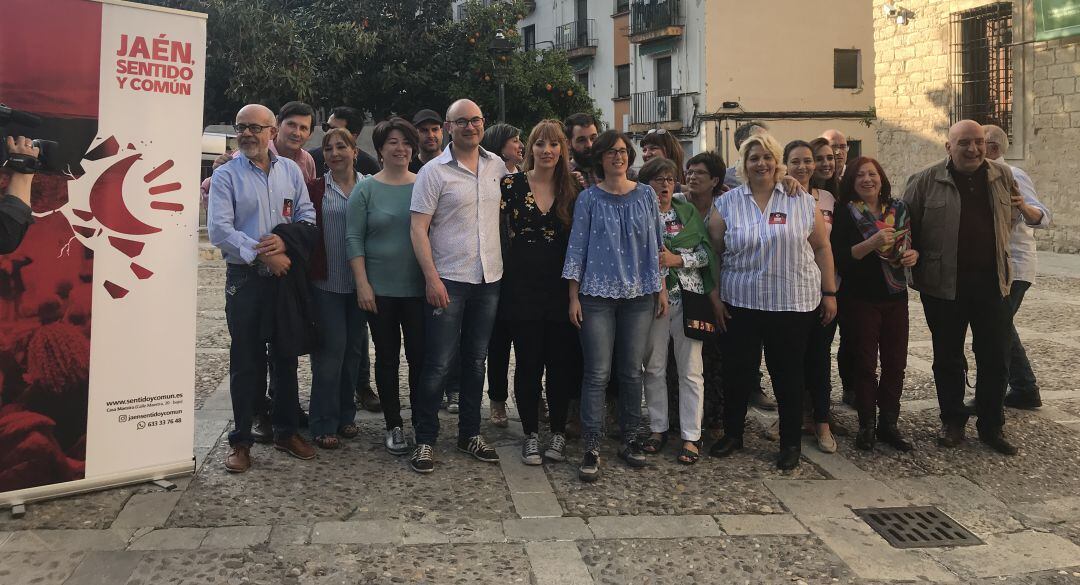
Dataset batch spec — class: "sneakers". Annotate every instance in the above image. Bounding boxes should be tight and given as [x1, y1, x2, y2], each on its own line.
[458, 435, 499, 463]
[617, 441, 647, 468]
[578, 449, 601, 482]
[490, 401, 509, 428]
[385, 427, 409, 456]
[446, 392, 460, 414]
[521, 433, 541, 465]
[410, 444, 434, 473]
[544, 433, 567, 462]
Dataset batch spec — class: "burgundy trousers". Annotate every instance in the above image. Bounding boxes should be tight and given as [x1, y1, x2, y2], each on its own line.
[838, 296, 909, 423]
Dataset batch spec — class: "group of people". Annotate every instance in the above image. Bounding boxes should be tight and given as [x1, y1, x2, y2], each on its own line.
[207, 97, 1051, 481]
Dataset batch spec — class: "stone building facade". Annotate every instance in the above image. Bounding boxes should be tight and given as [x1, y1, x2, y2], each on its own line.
[874, 0, 1080, 252]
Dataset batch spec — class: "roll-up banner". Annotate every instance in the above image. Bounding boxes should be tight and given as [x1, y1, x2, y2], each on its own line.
[0, 0, 205, 507]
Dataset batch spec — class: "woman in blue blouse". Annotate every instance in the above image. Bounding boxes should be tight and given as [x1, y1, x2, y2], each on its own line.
[562, 130, 667, 482]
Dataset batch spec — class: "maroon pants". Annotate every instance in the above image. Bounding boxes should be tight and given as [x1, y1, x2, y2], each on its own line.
[838, 296, 909, 422]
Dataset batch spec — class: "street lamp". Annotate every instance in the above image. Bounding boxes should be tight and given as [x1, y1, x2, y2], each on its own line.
[488, 29, 515, 124]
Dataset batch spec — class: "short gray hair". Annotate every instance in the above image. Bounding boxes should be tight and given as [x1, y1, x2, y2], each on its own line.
[983, 124, 1009, 153]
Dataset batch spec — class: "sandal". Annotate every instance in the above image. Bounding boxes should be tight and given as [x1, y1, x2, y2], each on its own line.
[314, 435, 341, 449]
[642, 432, 667, 454]
[338, 424, 360, 439]
[677, 441, 701, 465]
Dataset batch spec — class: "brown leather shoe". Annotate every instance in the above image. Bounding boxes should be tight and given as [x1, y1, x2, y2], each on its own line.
[225, 445, 251, 473]
[938, 423, 966, 448]
[274, 434, 316, 460]
[356, 385, 382, 413]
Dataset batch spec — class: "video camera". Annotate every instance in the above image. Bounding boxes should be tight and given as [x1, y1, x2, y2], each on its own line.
[0, 103, 63, 174]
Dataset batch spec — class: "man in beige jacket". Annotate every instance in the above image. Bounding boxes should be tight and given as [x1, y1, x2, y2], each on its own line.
[903, 120, 1021, 456]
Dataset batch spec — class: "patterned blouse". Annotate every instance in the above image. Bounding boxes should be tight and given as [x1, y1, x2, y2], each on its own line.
[659, 207, 709, 305]
[562, 182, 664, 299]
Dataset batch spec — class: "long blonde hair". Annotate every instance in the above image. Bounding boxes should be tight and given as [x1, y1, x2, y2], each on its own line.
[523, 119, 580, 227]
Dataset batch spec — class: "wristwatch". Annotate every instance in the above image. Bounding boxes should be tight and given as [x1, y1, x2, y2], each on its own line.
[821, 291, 837, 297]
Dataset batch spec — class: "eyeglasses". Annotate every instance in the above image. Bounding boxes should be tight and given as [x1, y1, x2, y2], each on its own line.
[451, 117, 485, 128]
[604, 148, 629, 157]
[234, 123, 270, 135]
[684, 169, 710, 178]
[651, 177, 676, 184]
[646, 128, 668, 135]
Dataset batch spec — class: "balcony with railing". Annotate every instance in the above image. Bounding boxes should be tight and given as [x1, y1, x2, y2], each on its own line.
[628, 0, 684, 44]
[554, 20, 598, 60]
[629, 90, 695, 132]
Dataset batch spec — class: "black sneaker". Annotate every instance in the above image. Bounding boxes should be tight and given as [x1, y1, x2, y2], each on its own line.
[410, 444, 434, 474]
[458, 435, 499, 463]
[521, 433, 541, 465]
[578, 449, 601, 482]
[617, 441, 647, 468]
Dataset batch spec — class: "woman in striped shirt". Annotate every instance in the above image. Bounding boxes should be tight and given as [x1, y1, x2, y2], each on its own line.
[709, 134, 838, 470]
[306, 128, 366, 450]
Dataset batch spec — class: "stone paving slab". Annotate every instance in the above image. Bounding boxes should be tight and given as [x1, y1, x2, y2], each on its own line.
[586, 514, 721, 539]
[1, 528, 133, 551]
[128, 527, 208, 550]
[547, 427, 824, 518]
[526, 541, 594, 585]
[504, 517, 591, 542]
[200, 525, 271, 549]
[1014, 496, 1080, 525]
[579, 535, 863, 584]
[402, 519, 505, 544]
[765, 479, 908, 519]
[62, 550, 144, 585]
[0, 551, 86, 585]
[310, 519, 403, 545]
[268, 523, 311, 549]
[890, 475, 1026, 536]
[715, 513, 808, 536]
[111, 491, 183, 528]
[798, 516, 958, 582]
[929, 531, 1080, 578]
[167, 422, 515, 527]
[513, 490, 564, 519]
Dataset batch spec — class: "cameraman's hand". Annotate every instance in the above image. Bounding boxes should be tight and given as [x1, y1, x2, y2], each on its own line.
[6, 136, 39, 160]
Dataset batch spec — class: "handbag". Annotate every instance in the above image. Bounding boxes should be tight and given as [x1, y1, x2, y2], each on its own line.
[680, 290, 718, 341]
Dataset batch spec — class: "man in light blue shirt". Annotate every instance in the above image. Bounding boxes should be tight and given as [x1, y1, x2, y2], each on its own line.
[208, 104, 316, 473]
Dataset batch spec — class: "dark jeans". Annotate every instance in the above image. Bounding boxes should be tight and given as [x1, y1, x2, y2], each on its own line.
[224, 264, 300, 446]
[368, 296, 425, 430]
[1007, 280, 1038, 395]
[508, 319, 582, 435]
[413, 279, 500, 445]
[840, 296, 908, 423]
[720, 306, 814, 450]
[921, 282, 1012, 434]
[578, 294, 656, 449]
[308, 287, 364, 437]
[487, 319, 512, 402]
[804, 317, 838, 423]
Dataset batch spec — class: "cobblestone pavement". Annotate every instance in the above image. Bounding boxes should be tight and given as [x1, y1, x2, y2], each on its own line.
[3, 252, 1080, 584]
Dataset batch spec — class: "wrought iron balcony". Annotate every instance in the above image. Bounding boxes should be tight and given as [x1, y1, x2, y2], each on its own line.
[554, 19, 598, 59]
[630, 90, 695, 132]
[628, 0, 684, 44]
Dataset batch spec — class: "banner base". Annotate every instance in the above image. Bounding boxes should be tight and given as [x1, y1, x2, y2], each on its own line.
[1, 458, 195, 509]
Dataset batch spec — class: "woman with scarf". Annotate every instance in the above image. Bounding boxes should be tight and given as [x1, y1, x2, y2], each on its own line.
[638, 157, 718, 465]
[832, 156, 918, 452]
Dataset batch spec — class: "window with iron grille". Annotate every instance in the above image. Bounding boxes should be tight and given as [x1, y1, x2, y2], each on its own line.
[616, 64, 631, 99]
[950, 3, 1014, 137]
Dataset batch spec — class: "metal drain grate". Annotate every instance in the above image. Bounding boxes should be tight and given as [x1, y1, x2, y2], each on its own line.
[854, 506, 984, 549]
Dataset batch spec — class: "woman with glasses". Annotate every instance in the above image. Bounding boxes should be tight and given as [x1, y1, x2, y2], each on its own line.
[832, 156, 917, 452]
[480, 123, 524, 428]
[784, 139, 838, 453]
[306, 128, 366, 449]
[640, 129, 685, 186]
[638, 157, 718, 465]
[499, 120, 583, 464]
[709, 133, 837, 470]
[563, 130, 667, 482]
[345, 118, 425, 456]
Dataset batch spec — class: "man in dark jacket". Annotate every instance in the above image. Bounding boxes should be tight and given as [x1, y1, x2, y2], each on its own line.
[309, 106, 381, 176]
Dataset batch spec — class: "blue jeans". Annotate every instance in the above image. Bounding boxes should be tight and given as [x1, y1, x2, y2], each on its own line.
[578, 294, 656, 449]
[308, 287, 366, 437]
[1007, 280, 1038, 395]
[413, 279, 500, 445]
[224, 264, 299, 446]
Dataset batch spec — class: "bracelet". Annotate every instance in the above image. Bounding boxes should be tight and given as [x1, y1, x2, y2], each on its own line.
[821, 291, 837, 297]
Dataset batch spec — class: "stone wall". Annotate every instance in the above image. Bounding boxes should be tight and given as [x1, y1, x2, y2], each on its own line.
[874, 0, 1080, 253]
